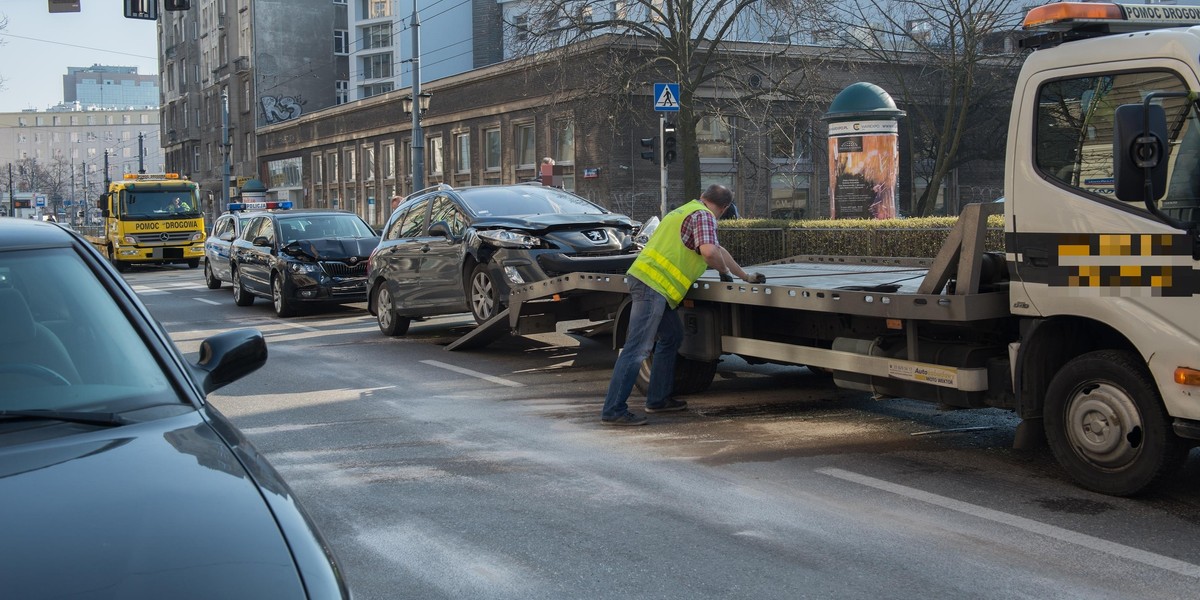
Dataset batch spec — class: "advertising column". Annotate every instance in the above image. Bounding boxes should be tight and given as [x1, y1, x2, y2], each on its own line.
[822, 82, 906, 219]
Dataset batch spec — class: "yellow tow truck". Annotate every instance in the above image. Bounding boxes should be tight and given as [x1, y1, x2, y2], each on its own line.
[85, 173, 206, 272]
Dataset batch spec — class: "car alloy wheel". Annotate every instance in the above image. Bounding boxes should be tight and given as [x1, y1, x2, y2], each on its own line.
[232, 268, 254, 306]
[469, 263, 500, 325]
[272, 275, 297, 318]
[204, 262, 222, 289]
[374, 283, 410, 336]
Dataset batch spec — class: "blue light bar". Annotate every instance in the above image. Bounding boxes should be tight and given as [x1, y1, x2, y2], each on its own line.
[227, 201, 293, 212]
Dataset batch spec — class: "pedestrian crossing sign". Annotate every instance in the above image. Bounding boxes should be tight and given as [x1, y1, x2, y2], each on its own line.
[654, 83, 680, 112]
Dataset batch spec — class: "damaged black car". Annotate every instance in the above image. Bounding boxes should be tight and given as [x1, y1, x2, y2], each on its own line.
[230, 210, 379, 317]
[367, 183, 639, 336]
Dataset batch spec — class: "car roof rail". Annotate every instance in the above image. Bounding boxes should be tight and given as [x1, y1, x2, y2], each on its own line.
[516, 180, 544, 187]
[409, 183, 454, 198]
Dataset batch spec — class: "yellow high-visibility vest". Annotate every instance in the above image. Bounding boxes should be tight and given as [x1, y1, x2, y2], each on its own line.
[627, 200, 710, 308]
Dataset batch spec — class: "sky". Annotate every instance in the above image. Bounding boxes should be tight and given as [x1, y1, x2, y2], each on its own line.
[0, 2, 159, 112]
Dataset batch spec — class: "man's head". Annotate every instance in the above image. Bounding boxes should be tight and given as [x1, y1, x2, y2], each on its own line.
[699, 184, 734, 216]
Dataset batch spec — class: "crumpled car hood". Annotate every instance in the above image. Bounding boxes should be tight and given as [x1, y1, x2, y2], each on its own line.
[283, 237, 380, 261]
[0, 412, 306, 599]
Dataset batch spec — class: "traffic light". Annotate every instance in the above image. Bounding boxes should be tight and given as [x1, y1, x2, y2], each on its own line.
[124, 0, 157, 20]
[663, 121, 677, 164]
[640, 136, 658, 163]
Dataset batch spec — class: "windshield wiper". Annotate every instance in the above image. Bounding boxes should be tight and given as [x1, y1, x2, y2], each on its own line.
[0, 409, 132, 427]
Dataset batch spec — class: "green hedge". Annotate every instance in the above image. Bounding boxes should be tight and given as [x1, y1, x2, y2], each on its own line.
[717, 216, 1005, 265]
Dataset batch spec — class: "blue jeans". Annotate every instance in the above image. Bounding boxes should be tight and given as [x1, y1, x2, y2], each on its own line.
[601, 278, 682, 419]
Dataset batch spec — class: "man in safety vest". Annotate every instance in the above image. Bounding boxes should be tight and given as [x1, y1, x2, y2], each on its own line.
[601, 184, 765, 426]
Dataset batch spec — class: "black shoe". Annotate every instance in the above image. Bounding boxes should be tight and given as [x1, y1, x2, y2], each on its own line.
[645, 399, 687, 413]
[601, 412, 648, 426]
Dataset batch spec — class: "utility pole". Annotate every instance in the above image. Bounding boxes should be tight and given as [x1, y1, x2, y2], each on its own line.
[222, 89, 231, 214]
[71, 160, 77, 224]
[6, 163, 13, 217]
[103, 149, 111, 187]
[410, 0, 424, 191]
[137, 133, 146, 174]
[658, 113, 667, 216]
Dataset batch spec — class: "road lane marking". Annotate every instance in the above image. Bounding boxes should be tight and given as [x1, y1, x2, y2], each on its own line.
[193, 297, 221, 305]
[420, 359, 524, 387]
[816, 467, 1200, 579]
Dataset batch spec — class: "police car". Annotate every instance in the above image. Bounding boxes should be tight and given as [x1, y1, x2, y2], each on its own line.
[203, 201, 292, 289]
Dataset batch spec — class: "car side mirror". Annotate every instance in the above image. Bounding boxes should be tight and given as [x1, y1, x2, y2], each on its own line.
[252, 236, 272, 247]
[1113, 103, 1168, 203]
[191, 328, 268, 394]
[220, 231, 236, 242]
[429, 221, 454, 240]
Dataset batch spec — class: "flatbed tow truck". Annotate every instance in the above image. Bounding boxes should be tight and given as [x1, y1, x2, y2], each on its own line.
[446, 3, 1200, 496]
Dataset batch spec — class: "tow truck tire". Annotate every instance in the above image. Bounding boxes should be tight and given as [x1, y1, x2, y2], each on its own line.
[272, 275, 298, 318]
[467, 263, 503, 325]
[187, 259, 200, 269]
[204, 262, 222, 289]
[232, 267, 254, 306]
[635, 353, 718, 397]
[108, 246, 129, 273]
[1044, 349, 1187, 496]
[374, 284, 410, 336]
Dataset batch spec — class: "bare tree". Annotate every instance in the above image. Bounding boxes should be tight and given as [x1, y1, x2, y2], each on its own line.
[505, 0, 833, 202]
[824, 0, 1025, 215]
[0, 15, 7, 92]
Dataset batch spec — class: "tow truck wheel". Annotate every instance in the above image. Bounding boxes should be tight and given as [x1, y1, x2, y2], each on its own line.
[272, 275, 298, 318]
[467, 263, 503, 325]
[108, 246, 129, 273]
[204, 262, 222, 289]
[635, 353, 718, 396]
[232, 267, 254, 306]
[374, 284, 410, 336]
[187, 259, 200, 269]
[1044, 349, 1187, 496]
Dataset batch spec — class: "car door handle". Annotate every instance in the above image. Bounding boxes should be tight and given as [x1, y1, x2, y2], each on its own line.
[1024, 248, 1050, 268]
[420, 244, 430, 253]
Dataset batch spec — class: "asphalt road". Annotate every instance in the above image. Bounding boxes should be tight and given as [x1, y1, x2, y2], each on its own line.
[130, 265, 1200, 600]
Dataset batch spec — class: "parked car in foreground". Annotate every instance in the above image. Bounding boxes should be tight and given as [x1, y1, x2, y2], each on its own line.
[0, 217, 350, 599]
[230, 209, 379, 317]
[367, 183, 639, 335]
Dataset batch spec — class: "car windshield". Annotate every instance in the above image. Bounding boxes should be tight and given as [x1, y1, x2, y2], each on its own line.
[120, 189, 202, 219]
[0, 248, 177, 414]
[278, 214, 375, 244]
[459, 187, 608, 217]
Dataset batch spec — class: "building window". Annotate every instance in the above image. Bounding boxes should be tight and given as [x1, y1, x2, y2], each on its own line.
[313, 153, 324, 184]
[336, 80, 349, 104]
[362, 23, 391, 49]
[334, 30, 350, 55]
[553, 118, 574, 164]
[697, 115, 733, 161]
[193, 146, 200, 172]
[484, 128, 501, 171]
[515, 123, 536, 167]
[428, 137, 443, 176]
[328, 151, 339, 182]
[361, 53, 393, 79]
[455, 133, 471, 173]
[360, 82, 394, 98]
[363, 145, 376, 181]
[771, 120, 812, 161]
[344, 148, 356, 181]
[364, 0, 391, 18]
[382, 143, 395, 179]
[245, 132, 253, 163]
[770, 173, 809, 219]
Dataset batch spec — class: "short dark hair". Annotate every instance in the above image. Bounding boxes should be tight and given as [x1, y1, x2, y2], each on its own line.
[700, 184, 733, 208]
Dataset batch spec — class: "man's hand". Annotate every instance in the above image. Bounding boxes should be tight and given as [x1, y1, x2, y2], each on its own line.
[743, 272, 766, 284]
[718, 272, 734, 282]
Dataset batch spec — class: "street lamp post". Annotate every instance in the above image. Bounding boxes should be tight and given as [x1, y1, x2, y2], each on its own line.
[402, 91, 432, 191]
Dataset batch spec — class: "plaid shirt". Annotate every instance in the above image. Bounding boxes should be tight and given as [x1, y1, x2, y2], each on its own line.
[680, 207, 719, 253]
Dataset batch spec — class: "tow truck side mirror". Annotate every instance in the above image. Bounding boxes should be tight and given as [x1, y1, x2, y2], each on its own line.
[99, 193, 111, 218]
[1113, 103, 1168, 202]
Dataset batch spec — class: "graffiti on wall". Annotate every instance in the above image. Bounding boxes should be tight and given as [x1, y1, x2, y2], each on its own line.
[260, 95, 306, 124]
